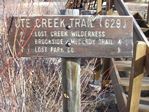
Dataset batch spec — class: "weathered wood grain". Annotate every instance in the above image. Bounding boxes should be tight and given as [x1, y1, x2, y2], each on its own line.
[62, 58, 81, 112]
[7, 16, 133, 58]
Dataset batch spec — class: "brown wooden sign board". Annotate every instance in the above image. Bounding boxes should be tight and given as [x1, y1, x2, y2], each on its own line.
[7, 15, 133, 57]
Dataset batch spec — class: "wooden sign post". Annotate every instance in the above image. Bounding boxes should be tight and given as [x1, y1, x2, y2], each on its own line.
[61, 9, 81, 112]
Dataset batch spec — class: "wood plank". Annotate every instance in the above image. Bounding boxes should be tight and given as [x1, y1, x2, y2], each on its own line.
[124, 0, 148, 2]
[126, 94, 149, 105]
[127, 41, 147, 112]
[125, 2, 148, 12]
[140, 97, 149, 105]
[114, 61, 131, 71]
[120, 77, 149, 91]
[141, 28, 149, 33]
[111, 58, 127, 112]
[139, 104, 149, 112]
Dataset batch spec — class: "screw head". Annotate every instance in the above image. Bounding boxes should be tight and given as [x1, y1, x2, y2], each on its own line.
[66, 42, 71, 47]
[66, 25, 71, 30]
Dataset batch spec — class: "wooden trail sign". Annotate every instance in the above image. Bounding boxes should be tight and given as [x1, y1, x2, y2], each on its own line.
[7, 15, 133, 57]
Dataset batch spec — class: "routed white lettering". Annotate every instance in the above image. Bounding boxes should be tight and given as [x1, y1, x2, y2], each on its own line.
[54, 18, 59, 27]
[42, 19, 47, 27]
[26, 19, 31, 28]
[81, 19, 86, 27]
[48, 19, 53, 27]
[50, 47, 64, 53]
[75, 19, 80, 27]
[15, 18, 31, 28]
[60, 19, 65, 27]
[35, 19, 41, 28]
[35, 46, 47, 53]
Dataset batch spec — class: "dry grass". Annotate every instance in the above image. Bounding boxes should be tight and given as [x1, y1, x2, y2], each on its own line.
[0, 56, 101, 112]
